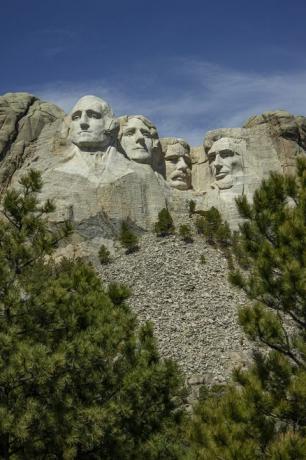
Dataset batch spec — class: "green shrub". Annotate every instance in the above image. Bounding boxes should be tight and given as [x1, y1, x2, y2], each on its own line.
[179, 224, 193, 243]
[195, 216, 206, 235]
[154, 208, 175, 237]
[119, 221, 139, 253]
[200, 254, 206, 264]
[215, 221, 231, 247]
[195, 207, 231, 246]
[188, 199, 196, 217]
[201, 206, 223, 244]
[107, 282, 131, 306]
[98, 244, 111, 264]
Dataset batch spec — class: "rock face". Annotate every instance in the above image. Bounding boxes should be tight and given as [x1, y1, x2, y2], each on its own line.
[1, 93, 306, 384]
[118, 115, 165, 176]
[189, 114, 306, 226]
[243, 110, 306, 148]
[0, 92, 64, 192]
[160, 137, 192, 190]
[8, 95, 171, 254]
[243, 110, 306, 175]
[3, 94, 305, 232]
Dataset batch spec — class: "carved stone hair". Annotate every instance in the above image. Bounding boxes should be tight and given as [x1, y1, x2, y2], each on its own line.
[118, 115, 165, 176]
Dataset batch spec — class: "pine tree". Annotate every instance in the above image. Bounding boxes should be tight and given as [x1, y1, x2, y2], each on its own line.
[0, 171, 185, 459]
[119, 220, 139, 254]
[154, 208, 175, 237]
[188, 200, 196, 217]
[194, 215, 206, 235]
[98, 243, 111, 264]
[187, 159, 306, 459]
[179, 224, 193, 243]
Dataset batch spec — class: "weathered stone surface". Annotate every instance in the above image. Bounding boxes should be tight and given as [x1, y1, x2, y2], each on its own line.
[4, 94, 305, 232]
[118, 115, 165, 176]
[11, 96, 170, 242]
[243, 110, 306, 148]
[0, 92, 64, 192]
[160, 137, 192, 190]
[243, 110, 306, 174]
[2, 92, 306, 392]
[189, 114, 306, 226]
[190, 145, 208, 192]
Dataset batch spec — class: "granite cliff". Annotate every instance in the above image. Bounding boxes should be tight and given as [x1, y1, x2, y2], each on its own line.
[1, 91, 305, 386]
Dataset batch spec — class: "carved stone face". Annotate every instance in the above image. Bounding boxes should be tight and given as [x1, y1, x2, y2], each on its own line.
[165, 142, 192, 190]
[207, 138, 243, 189]
[120, 117, 154, 164]
[69, 96, 114, 151]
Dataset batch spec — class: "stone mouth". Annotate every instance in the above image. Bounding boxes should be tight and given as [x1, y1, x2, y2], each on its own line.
[172, 173, 187, 181]
[215, 172, 229, 180]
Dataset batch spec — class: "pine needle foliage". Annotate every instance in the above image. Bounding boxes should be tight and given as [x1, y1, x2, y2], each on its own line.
[179, 224, 193, 243]
[187, 159, 306, 459]
[98, 244, 111, 264]
[188, 200, 196, 217]
[119, 221, 139, 254]
[154, 208, 175, 237]
[0, 171, 185, 459]
[194, 207, 231, 246]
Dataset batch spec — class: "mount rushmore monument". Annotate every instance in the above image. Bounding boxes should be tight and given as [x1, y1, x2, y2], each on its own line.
[1, 91, 305, 240]
[1, 91, 306, 382]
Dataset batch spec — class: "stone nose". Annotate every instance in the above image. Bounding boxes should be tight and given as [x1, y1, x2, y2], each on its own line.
[177, 158, 187, 171]
[135, 129, 145, 144]
[213, 155, 225, 172]
[214, 153, 223, 165]
[80, 113, 89, 129]
[80, 122, 89, 130]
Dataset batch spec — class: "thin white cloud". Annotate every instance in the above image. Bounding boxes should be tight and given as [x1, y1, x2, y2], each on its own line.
[28, 59, 306, 146]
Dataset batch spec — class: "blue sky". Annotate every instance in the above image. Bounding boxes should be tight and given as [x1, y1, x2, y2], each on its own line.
[1, 0, 306, 145]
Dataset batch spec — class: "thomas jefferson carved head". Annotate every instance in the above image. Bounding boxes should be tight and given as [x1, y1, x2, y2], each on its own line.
[206, 137, 244, 189]
[118, 115, 164, 173]
[68, 96, 118, 152]
[162, 138, 192, 190]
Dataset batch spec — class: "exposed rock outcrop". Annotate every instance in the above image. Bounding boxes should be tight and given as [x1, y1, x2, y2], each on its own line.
[1, 92, 305, 385]
[0, 92, 64, 192]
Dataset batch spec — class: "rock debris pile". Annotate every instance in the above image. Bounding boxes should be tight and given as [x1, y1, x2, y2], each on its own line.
[98, 232, 252, 383]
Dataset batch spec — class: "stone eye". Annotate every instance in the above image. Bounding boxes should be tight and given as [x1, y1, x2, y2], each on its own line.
[142, 130, 151, 137]
[221, 150, 234, 158]
[87, 110, 101, 119]
[71, 112, 81, 120]
[124, 130, 134, 136]
[166, 157, 178, 164]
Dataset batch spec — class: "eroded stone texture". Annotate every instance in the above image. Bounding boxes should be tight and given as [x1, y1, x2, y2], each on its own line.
[0, 92, 64, 192]
[2, 92, 306, 386]
[3, 94, 306, 233]
[243, 110, 306, 146]
[190, 145, 208, 192]
[11, 96, 170, 245]
[189, 114, 306, 226]
[118, 115, 165, 176]
[69, 95, 119, 152]
[243, 110, 306, 175]
[160, 137, 192, 190]
[206, 137, 245, 190]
